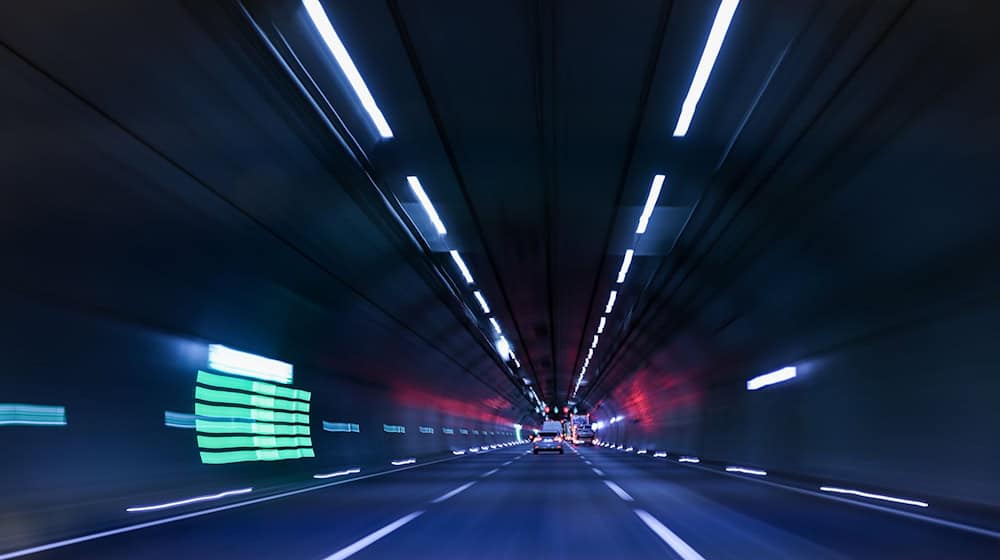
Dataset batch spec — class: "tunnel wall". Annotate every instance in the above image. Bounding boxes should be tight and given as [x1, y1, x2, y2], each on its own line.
[1, 290, 517, 549]
[597, 298, 1000, 510]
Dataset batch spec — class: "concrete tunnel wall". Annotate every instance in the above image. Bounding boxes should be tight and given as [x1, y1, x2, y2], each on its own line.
[2, 290, 519, 548]
[593, 298, 1000, 510]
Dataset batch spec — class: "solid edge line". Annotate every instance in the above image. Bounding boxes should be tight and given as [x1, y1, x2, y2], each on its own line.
[603, 480, 634, 502]
[0, 453, 465, 559]
[322, 511, 423, 560]
[634, 509, 706, 560]
[672, 461, 1000, 540]
[431, 482, 476, 504]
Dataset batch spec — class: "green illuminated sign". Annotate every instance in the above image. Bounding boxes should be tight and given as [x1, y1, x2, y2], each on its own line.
[194, 369, 313, 464]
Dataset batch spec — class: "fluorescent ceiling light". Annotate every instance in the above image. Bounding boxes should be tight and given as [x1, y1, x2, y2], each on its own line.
[449, 250, 474, 284]
[586, 348, 594, 360]
[406, 177, 446, 235]
[616, 250, 634, 283]
[489, 318, 501, 334]
[597, 317, 606, 334]
[497, 336, 512, 359]
[592, 335, 599, 349]
[605, 291, 618, 313]
[820, 486, 928, 507]
[473, 291, 490, 314]
[302, 0, 394, 138]
[391, 458, 416, 466]
[208, 345, 293, 384]
[746, 366, 797, 390]
[678, 456, 700, 463]
[636, 175, 666, 234]
[673, 0, 740, 137]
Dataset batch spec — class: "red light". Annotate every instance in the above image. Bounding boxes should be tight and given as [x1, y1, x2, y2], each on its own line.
[562, 406, 569, 414]
[544, 406, 550, 413]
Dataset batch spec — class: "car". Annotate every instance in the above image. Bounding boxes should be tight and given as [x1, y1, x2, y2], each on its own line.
[533, 430, 564, 454]
[533, 420, 565, 454]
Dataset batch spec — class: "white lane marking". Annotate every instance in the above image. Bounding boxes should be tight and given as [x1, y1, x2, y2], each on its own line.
[323, 511, 423, 560]
[634, 509, 706, 560]
[584, 461, 592, 465]
[481, 469, 499, 478]
[0, 454, 463, 560]
[431, 482, 476, 504]
[592, 468, 605, 476]
[603, 480, 634, 502]
[501, 461, 512, 467]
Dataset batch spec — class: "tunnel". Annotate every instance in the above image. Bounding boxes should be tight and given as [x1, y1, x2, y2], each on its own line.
[1, 1, 999, 558]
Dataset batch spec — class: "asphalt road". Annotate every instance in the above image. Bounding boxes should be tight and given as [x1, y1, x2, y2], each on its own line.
[9, 443, 999, 559]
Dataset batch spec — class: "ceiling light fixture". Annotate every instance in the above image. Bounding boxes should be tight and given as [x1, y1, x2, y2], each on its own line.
[449, 250, 474, 284]
[473, 291, 490, 314]
[635, 175, 666, 234]
[605, 291, 618, 313]
[301, 0, 394, 138]
[406, 176, 447, 235]
[616, 250, 634, 283]
[673, 0, 740, 137]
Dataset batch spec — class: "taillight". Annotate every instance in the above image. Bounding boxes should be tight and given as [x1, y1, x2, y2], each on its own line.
[555, 436, 562, 442]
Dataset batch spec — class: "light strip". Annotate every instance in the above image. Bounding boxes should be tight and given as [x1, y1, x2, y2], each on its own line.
[616, 250, 635, 283]
[449, 250, 474, 284]
[323, 421, 360, 433]
[678, 456, 700, 463]
[207, 345, 293, 384]
[406, 177, 447, 235]
[605, 290, 618, 313]
[597, 316, 606, 334]
[726, 466, 766, 476]
[126, 488, 252, 512]
[391, 458, 417, 466]
[489, 318, 502, 334]
[451, 450, 465, 455]
[592, 335, 599, 349]
[587, 348, 594, 360]
[636, 175, 666, 234]
[653, 452, 667, 458]
[314, 468, 361, 479]
[0, 404, 67, 426]
[497, 336, 512, 359]
[672, 0, 740, 137]
[820, 487, 928, 508]
[301, 0, 394, 138]
[746, 366, 797, 390]
[473, 291, 491, 314]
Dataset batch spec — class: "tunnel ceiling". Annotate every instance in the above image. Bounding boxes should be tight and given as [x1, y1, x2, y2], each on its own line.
[3, 0, 997, 421]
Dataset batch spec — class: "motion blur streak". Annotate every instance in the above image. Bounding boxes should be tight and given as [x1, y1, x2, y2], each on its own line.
[2, 0, 1000, 558]
[125, 488, 253, 512]
[820, 486, 929, 508]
